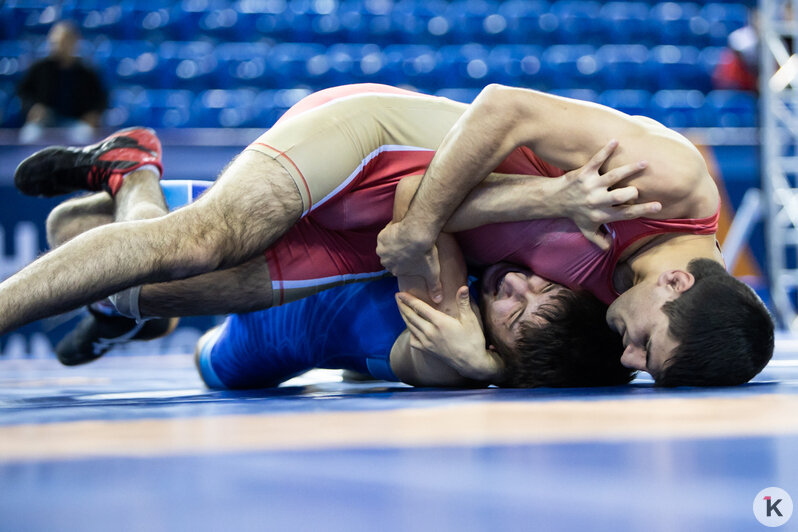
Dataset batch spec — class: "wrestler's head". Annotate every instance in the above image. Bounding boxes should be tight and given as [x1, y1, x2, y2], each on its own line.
[606, 258, 774, 386]
[479, 263, 633, 387]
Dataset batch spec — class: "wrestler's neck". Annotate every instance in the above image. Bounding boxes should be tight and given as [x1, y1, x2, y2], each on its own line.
[613, 233, 724, 292]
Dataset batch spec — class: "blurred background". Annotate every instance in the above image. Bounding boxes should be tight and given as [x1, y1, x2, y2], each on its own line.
[0, 0, 772, 357]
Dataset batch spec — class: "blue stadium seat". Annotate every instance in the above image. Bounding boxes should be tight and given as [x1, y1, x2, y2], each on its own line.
[497, 0, 551, 45]
[649, 45, 710, 92]
[13, 2, 58, 38]
[705, 89, 757, 127]
[142, 89, 194, 128]
[92, 40, 161, 90]
[487, 45, 544, 87]
[701, 3, 750, 46]
[159, 41, 219, 90]
[71, 4, 132, 40]
[324, 43, 387, 86]
[106, 86, 149, 129]
[267, 43, 327, 88]
[196, 6, 248, 41]
[449, 0, 506, 45]
[391, 0, 451, 45]
[597, 44, 652, 91]
[599, 89, 653, 118]
[194, 88, 258, 128]
[0, 41, 34, 87]
[439, 44, 493, 88]
[599, 2, 653, 45]
[245, 2, 296, 43]
[550, 0, 603, 45]
[214, 42, 271, 89]
[650, 89, 709, 127]
[173, 0, 236, 41]
[540, 45, 601, 91]
[382, 44, 441, 89]
[650, 2, 708, 46]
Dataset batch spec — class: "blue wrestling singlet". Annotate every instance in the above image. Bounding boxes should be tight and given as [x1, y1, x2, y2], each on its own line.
[159, 180, 405, 389]
[197, 276, 405, 389]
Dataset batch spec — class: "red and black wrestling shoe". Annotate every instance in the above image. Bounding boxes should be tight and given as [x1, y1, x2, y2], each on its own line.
[14, 127, 162, 197]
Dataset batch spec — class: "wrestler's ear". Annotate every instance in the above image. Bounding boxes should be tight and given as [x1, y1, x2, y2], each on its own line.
[658, 269, 695, 294]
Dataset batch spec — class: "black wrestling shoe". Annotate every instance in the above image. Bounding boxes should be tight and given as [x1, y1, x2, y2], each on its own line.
[14, 127, 162, 197]
[55, 308, 177, 366]
[341, 370, 380, 382]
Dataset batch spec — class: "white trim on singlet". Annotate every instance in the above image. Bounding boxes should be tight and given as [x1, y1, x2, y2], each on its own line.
[272, 270, 389, 291]
[309, 144, 433, 212]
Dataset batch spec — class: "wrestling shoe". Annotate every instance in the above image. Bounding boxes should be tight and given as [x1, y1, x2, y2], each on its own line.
[56, 308, 178, 366]
[14, 127, 162, 197]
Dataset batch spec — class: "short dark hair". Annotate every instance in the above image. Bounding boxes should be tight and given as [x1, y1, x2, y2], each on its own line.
[494, 290, 634, 388]
[658, 258, 774, 387]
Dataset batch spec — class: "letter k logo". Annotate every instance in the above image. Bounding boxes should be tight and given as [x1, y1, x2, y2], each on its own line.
[765, 496, 784, 518]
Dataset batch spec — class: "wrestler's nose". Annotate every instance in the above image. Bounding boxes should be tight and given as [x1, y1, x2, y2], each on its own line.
[620, 344, 646, 371]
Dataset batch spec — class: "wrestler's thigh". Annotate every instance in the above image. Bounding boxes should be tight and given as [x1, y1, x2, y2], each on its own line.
[163, 150, 303, 269]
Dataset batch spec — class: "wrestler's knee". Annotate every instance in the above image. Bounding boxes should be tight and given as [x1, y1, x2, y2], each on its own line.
[46, 194, 113, 247]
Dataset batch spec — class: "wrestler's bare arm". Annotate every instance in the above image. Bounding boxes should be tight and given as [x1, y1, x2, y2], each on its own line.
[377, 84, 718, 296]
[389, 179, 503, 387]
[389, 233, 501, 387]
[431, 147, 659, 234]
[402, 84, 715, 235]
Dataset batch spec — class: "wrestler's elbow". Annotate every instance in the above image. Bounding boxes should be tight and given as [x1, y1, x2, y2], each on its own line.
[472, 84, 534, 144]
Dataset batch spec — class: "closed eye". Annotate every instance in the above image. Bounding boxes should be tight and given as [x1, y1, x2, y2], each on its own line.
[509, 306, 525, 331]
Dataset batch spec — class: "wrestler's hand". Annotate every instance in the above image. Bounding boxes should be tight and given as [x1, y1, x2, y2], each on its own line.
[377, 222, 443, 303]
[395, 287, 504, 382]
[556, 139, 662, 250]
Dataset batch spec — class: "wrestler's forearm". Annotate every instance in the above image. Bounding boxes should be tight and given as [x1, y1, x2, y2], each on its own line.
[443, 173, 563, 232]
[400, 85, 528, 242]
[389, 233, 503, 385]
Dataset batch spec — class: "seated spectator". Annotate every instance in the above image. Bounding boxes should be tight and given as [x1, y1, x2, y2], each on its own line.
[17, 21, 107, 144]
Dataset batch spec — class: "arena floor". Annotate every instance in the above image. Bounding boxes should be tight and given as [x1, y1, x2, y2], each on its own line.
[1, 337, 797, 532]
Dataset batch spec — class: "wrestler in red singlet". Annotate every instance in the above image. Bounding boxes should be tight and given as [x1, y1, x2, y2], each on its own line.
[252, 84, 718, 305]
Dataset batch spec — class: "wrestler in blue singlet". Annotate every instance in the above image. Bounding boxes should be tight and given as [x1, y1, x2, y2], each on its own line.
[161, 180, 405, 389]
[197, 276, 404, 388]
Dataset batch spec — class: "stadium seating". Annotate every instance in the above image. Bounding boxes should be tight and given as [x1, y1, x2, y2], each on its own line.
[0, 0, 758, 128]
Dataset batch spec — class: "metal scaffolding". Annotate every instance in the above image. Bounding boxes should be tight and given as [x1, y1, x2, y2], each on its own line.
[761, 0, 798, 329]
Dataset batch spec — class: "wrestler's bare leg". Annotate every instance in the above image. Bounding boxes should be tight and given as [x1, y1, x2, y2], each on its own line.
[138, 257, 273, 317]
[0, 150, 302, 334]
[45, 171, 274, 318]
[46, 193, 113, 247]
[47, 170, 168, 247]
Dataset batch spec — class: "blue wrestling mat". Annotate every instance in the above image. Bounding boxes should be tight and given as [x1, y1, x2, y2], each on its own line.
[1, 340, 797, 532]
